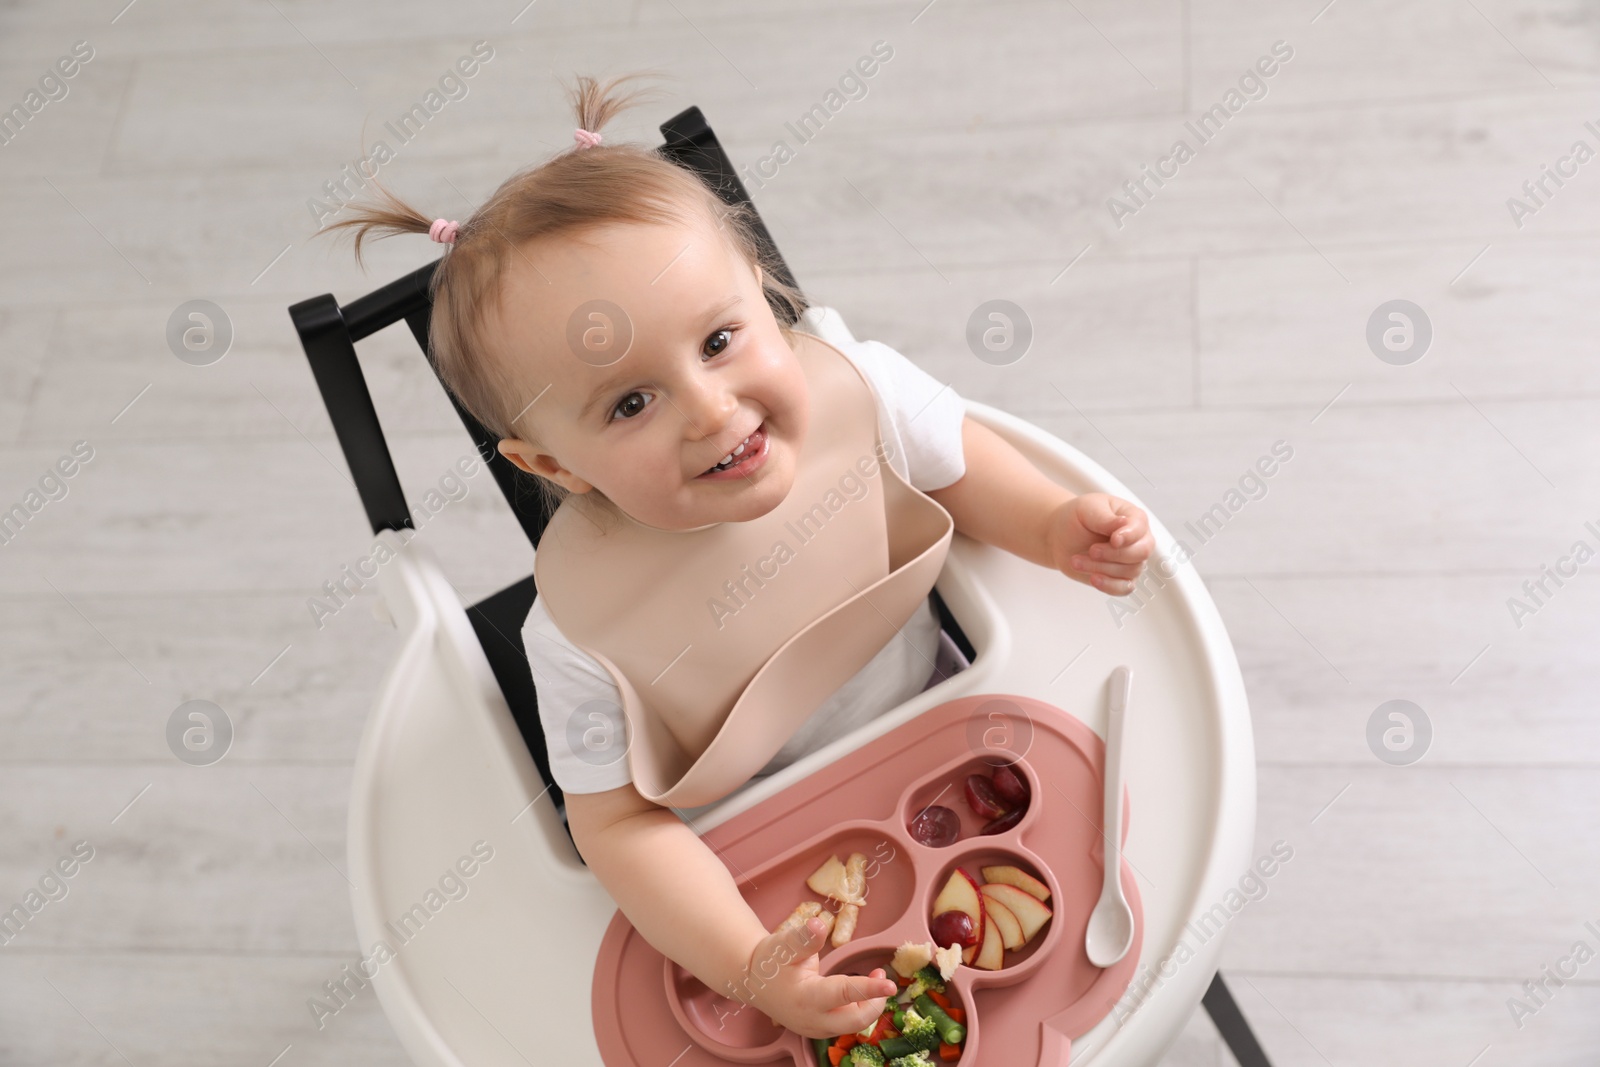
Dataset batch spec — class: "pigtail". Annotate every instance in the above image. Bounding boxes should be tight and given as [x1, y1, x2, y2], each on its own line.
[312, 176, 438, 269]
[563, 71, 672, 149]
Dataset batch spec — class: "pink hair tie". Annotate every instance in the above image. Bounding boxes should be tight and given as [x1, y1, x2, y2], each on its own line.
[429, 218, 459, 244]
[573, 127, 603, 150]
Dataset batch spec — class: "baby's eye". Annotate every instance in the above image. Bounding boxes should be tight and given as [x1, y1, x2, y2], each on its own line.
[611, 391, 650, 421]
[703, 327, 734, 359]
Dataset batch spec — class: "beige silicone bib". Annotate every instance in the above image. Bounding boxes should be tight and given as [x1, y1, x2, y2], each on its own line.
[533, 330, 954, 808]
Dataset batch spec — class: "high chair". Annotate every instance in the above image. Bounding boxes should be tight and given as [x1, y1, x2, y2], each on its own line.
[289, 106, 1275, 1067]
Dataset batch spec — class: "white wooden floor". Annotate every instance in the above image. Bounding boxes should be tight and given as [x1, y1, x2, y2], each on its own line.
[2, 0, 1597, 1063]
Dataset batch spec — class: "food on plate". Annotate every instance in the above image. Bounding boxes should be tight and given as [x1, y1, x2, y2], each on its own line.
[968, 904, 1005, 969]
[990, 762, 1030, 808]
[965, 764, 1032, 835]
[789, 851, 874, 948]
[889, 940, 932, 978]
[979, 892, 1024, 950]
[962, 774, 1008, 820]
[978, 806, 1025, 835]
[929, 868, 985, 952]
[910, 765, 1034, 848]
[832, 902, 860, 946]
[815, 957, 968, 1066]
[928, 910, 976, 950]
[890, 940, 961, 983]
[929, 864, 1054, 969]
[907, 805, 960, 847]
[978, 883, 1052, 944]
[980, 863, 1050, 902]
[779, 899, 835, 940]
[807, 853, 868, 907]
[831, 852, 869, 946]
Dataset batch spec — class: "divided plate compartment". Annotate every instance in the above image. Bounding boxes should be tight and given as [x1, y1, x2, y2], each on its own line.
[593, 695, 1144, 1067]
[663, 820, 916, 1064]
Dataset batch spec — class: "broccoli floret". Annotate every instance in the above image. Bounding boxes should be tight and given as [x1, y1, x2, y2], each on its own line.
[903, 964, 946, 1000]
[896, 1008, 940, 1053]
[886, 1051, 935, 1067]
[844, 1045, 886, 1067]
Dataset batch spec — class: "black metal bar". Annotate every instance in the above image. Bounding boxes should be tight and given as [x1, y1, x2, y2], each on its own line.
[401, 305, 553, 549]
[1203, 973, 1274, 1067]
[288, 293, 413, 534]
[928, 585, 977, 666]
[658, 105, 805, 326]
[345, 260, 436, 342]
[465, 575, 570, 835]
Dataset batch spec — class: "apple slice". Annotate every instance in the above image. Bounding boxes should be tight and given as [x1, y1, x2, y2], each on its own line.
[932, 867, 985, 957]
[978, 889, 1025, 950]
[972, 903, 1006, 969]
[980, 882, 1053, 944]
[981, 864, 1051, 903]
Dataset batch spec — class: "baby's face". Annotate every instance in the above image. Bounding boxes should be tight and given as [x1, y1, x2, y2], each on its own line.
[492, 213, 810, 530]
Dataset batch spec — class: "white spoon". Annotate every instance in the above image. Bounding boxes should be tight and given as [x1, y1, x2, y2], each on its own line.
[1085, 665, 1135, 968]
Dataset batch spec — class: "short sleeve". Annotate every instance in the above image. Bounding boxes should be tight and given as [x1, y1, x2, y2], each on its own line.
[838, 339, 967, 492]
[522, 594, 636, 795]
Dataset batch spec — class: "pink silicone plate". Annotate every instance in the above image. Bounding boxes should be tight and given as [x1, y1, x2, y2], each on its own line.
[592, 693, 1143, 1067]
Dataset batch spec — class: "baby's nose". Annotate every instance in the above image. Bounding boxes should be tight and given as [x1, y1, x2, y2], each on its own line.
[689, 387, 740, 432]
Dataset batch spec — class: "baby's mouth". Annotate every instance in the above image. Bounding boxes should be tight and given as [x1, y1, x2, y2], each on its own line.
[700, 422, 767, 476]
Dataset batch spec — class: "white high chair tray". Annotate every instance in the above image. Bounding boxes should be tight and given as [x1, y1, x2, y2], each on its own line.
[348, 312, 1254, 1067]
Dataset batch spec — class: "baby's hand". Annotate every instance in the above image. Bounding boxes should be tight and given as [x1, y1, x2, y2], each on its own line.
[1046, 493, 1154, 596]
[739, 916, 898, 1040]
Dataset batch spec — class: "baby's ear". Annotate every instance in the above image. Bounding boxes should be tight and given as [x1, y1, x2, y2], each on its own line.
[499, 439, 594, 494]
[496, 438, 539, 476]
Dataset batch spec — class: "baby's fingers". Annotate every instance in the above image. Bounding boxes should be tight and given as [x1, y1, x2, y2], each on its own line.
[818, 971, 894, 1026]
[1107, 509, 1148, 550]
[1071, 555, 1143, 580]
[1089, 534, 1152, 566]
[1087, 573, 1138, 595]
[830, 969, 896, 1007]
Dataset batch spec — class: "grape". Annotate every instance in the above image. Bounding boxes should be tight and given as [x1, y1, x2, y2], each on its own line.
[992, 763, 1030, 808]
[929, 909, 978, 948]
[964, 774, 1009, 820]
[979, 805, 1025, 836]
[909, 805, 961, 847]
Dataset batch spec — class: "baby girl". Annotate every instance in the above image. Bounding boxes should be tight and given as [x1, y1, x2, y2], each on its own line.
[320, 73, 1154, 1041]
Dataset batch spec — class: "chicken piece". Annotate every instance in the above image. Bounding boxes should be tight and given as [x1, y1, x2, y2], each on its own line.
[831, 902, 860, 947]
[890, 939, 934, 978]
[806, 854, 867, 907]
[776, 899, 823, 936]
[843, 852, 869, 902]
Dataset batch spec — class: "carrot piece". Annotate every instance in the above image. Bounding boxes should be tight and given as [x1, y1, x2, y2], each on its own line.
[939, 1041, 961, 1060]
[945, 1007, 965, 1023]
[836, 1035, 859, 1051]
[829, 1046, 846, 1066]
[927, 989, 952, 1010]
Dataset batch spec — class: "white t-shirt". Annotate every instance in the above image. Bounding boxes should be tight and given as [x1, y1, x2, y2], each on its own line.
[521, 336, 967, 797]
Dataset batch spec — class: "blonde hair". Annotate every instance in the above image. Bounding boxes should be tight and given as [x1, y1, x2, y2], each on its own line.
[313, 72, 810, 520]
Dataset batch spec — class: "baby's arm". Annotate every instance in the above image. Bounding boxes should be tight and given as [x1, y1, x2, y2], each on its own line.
[564, 782, 898, 1038]
[926, 415, 1153, 594]
[566, 783, 765, 996]
[848, 338, 1152, 593]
